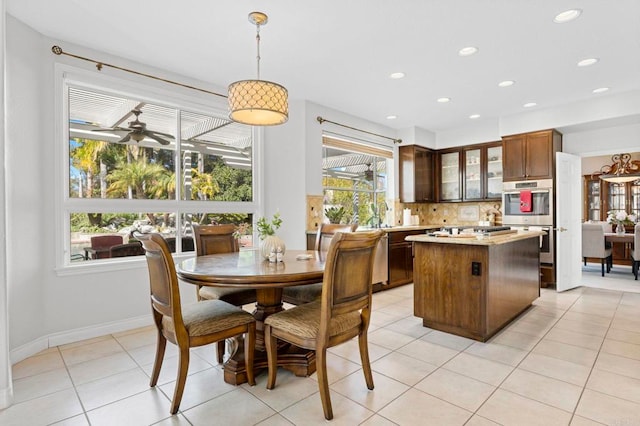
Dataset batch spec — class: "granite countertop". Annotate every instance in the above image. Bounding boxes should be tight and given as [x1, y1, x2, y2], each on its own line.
[406, 230, 546, 246]
[306, 225, 442, 234]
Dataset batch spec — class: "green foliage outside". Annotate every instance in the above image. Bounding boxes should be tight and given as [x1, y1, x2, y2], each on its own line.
[323, 176, 387, 226]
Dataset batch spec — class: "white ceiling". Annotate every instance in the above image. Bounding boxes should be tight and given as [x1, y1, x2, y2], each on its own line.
[7, 0, 640, 134]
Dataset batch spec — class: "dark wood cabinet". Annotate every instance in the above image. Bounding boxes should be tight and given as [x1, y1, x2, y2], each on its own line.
[399, 145, 435, 203]
[502, 129, 562, 181]
[438, 149, 462, 201]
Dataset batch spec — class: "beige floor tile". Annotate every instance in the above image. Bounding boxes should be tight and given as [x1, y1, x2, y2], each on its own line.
[12, 350, 65, 380]
[331, 368, 410, 412]
[544, 327, 604, 350]
[60, 338, 125, 366]
[575, 389, 640, 425]
[518, 353, 591, 386]
[328, 340, 391, 365]
[0, 388, 83, 426]
[378, 388, 472, 425]
[464, 341, 528, 366]
[243, 369, 320, 412]
[371, 352, 437, 386]
[477, 389, 572, 426]
[369, 310, 406, 328]
[594, 351, 640, 380]
[153, 413, 192, 425]
[113, 327, 157, 351]
[159, 366, 239, 411]
[442, 353, 514, 386]
[414, 368, 495, 411]
[397, 339, 460, 366]
[611, 316, 640, 333]
[67, 352, 138, 385]
[586, 368, 640, 404]
[554, 318, 610, 338]
[383, 316, 432, 338]
[506, 318, 552, 338]
[50, 414, 91, 425]
[562, 310, 612, 327]
[367, 328, 416, 350]
[58, 335, 113, 351]
[358, 414, 397, 426]
[279, 389, 374, 425]
[375, 302, 413, 319]
[76, 368, 157, 411]
[181, 388, 274, 425]
[85, 388, 172, 426]
[127, 341, 179, 366]
[489, 329, 541, 351]
[569, 415, 605, 426]
[140, 352, 215, 386]
[308, 352, 362, 385]
[620, 292, 640, 307]
[12, 367, 74, 404]
[533, 339, 599, 367]
[600, 338, 640, 361]
[465, 415, 501, 425]
[420, 329, 475, 351]
[500, 368, 582, 412]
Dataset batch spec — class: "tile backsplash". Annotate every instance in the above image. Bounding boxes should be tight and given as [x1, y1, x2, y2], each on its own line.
[397, 200, 503, 227]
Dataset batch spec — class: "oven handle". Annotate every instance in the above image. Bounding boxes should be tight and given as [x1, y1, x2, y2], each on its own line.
[503, 189, 551, 195]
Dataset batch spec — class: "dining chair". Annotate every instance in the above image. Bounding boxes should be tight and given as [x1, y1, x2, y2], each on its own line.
[582, 222, 613, 276]
[264, 230, 384, 420]
[631, 224, 640, 280]
[109, 241, 145, 258]
[192, 223, 257, 362]
[137, 232, 256, 414]
[282, 223, 358, 305]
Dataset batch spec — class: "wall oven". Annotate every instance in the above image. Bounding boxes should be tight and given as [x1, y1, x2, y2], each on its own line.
[508, 225, 554, 265]
[502, 179, 554, 226]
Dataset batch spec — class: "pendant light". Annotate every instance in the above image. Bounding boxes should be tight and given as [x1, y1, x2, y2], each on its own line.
[228, 11, 288, 126]
[599, 153, 640, 183]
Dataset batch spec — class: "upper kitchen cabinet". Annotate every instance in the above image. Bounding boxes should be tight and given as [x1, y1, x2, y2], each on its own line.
[463, 142, 503, 201]
[438, 149, 462, 201]
[399, 145, 435, 203]
[502, 129, 562, 181]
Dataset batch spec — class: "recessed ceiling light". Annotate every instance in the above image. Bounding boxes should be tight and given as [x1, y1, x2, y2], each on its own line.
[386, 115, 397, 120]
[437, 97, 451, 103]
[458, 46, 478, 57]
[498, 80, 515, 87]
[523, 102, 537, 108]
[554, 9, 582, 23]
[578, 58, 599, 67]
[389, 72, 405, 79]
[592, 87, 609, 94]
[469, 114, 481, 119]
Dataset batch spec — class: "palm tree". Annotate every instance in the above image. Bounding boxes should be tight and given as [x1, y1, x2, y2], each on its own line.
[70, 138, 110, 198]
[107, 160, 167, 199]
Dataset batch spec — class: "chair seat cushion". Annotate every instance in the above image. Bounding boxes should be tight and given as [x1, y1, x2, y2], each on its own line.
[162, 299, 254, 337]
[282, 283, 323, 305]
[264, 301, 361, 340]
[199, 286, 256, 306]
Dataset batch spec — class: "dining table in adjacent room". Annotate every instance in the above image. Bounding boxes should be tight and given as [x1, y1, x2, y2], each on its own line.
[176, 249, 325, 385]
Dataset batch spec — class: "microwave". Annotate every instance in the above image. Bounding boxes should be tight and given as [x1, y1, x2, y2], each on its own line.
[502, 179, 553, 225]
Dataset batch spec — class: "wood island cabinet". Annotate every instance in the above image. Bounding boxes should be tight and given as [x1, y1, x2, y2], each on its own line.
[387, 230, 417, 288]
[502, 129, 562, 181]
[399, 145, 435, 203]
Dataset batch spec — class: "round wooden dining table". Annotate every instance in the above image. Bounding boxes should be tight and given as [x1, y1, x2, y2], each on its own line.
[177, 249, 325, 385]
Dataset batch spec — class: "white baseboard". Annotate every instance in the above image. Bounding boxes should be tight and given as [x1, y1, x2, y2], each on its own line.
[0, 385, 13, 410]
[10, 315, 153, 364]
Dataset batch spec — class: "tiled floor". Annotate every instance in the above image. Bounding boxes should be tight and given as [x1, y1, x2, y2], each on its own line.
[3, 283, 640, 425]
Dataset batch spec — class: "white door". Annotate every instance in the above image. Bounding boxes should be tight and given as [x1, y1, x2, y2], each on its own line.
[556, 152, 582, 292]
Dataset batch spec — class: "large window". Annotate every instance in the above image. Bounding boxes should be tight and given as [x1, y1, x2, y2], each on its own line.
[64, 84, 257, 266]
[322, 136, 392, 227]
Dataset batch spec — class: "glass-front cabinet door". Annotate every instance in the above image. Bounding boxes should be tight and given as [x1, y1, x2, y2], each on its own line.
[607, 183, 626, 216]
[440, 151, 460, 200]
[464, 148, 482, 200]
[583, 176, 601, 221]
[486, 145, 503, 199]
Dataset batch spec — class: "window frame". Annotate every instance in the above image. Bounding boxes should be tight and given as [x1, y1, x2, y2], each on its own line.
[54, 64, 264, 275]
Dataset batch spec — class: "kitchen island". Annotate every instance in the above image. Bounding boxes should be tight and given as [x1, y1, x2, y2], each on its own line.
[406, 230, 544, 342]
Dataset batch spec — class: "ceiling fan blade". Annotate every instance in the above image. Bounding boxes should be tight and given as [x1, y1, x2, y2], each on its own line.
[117, 134, 131, 143]
[92, 127, 128, 132]
[148, 130, 174, 138]
[145, 132, 171, 145]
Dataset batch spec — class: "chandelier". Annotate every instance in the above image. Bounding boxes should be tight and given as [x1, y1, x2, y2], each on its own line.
[599, 153, 640, 183]
[228, 12, 288, 126]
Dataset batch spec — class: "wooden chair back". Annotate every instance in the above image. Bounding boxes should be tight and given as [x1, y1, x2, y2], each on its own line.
[90, 234, 123, 249]
[109, 241, 145, 258]
[192, 224, 237, 256]
[320, 230, 384, 327]
[136, 233, 185, 337]
[315, 223, 358, 252]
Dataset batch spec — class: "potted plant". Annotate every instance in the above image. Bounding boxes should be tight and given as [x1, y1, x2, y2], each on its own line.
[324, 206, 346, 224]
[256, 212, 285, 259]
[606, 210, 637, 234]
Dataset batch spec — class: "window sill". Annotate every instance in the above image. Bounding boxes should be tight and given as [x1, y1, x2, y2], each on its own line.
[55, 253, 195, 277]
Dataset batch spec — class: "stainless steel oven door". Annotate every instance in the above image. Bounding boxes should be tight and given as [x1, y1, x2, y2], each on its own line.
[507, 226, 554, 264]
[502, 180, 553, 225]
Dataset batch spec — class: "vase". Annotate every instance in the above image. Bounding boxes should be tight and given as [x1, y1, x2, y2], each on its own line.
[616, 224, 626, 235]
[260, 235, 286, 259]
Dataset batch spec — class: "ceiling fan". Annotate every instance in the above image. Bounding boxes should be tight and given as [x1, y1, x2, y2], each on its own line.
[93, 109, 173, 145]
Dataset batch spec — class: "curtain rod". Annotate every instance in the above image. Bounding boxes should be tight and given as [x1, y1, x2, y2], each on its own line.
[317, 116, 402, 144]
[51, 45, 227, 99]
